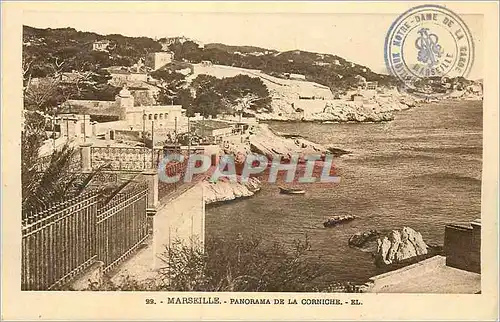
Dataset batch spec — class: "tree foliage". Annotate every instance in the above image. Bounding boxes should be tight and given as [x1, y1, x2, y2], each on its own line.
[187, 74, 271, 117]
[24, 24, 400, 98]
[218, 75, 272, 113]
[151, 70, 188, 105]
[23, 26, 161, 77]
[150, 71, 271, 117]
[92, 235, 360, 292]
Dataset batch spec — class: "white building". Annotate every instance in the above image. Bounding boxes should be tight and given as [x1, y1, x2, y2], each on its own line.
[145, 52, 174, 70]
[57, 114, 92, 139]
[194, 120, 236, 144]
[93, 40, 110, 52]
[201, 60, 213, 67]
[284, 73, 306, 80]
[366, 81, 378, 90]
[125, 98, 186, 130]
[160, 36, 204, 50]
[106, 68, 149, 87]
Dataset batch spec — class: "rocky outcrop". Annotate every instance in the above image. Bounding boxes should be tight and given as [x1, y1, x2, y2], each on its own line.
[257, 90, 416, 123]
[202, 176, 261, 204]
[398, 94, 418, 107]
[348, 230, 380, 248]
[249, 124, 328, 160]
[375, 227, 428, 265]
[218, 124, 329, 162]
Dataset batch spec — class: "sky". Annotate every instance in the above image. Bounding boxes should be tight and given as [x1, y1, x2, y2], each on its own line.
[23, 10, 484, 79]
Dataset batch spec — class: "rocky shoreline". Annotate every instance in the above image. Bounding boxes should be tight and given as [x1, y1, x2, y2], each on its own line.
[206, 94, 480, 205]
[202, 176, 262, 205]
[256, 90, 418, 122]
[208, 121, 348, 204]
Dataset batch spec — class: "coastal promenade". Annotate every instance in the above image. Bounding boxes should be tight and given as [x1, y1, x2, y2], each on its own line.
[107, 178, 207, 286]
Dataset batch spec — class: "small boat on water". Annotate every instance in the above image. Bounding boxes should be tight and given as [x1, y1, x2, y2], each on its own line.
[279, 187, 306, 195]
[323, 215, 356, 227]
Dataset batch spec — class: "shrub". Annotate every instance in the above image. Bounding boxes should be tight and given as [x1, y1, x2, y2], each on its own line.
[94, 235, 358, 292]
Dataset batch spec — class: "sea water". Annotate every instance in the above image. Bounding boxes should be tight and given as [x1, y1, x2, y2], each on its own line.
[206, 100, 483, 283]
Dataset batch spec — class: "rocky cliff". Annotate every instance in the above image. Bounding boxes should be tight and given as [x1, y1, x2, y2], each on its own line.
[202, 176, 261, 204]
[257, 89, 417, 122]
[375, 227, 428, 265]
[187, 62, 417, 123]
[249, 124, 327, 159]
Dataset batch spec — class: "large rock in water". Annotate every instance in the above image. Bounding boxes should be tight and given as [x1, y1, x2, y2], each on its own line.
[375, 227, 428, 265]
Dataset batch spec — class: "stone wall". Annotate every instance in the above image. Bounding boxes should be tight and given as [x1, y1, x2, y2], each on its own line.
[444, 221, 481, 273]
[151, 184, 205, 270]
[113, 129, 143, 142]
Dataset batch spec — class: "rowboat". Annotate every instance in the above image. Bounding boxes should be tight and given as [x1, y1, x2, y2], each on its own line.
[323, 215, 356, 227]
[279, 187, 306, 195]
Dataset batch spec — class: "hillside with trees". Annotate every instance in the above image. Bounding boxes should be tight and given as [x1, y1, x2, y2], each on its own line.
[23, 25, 398, 95]
[23, 26, 161, 78]
[168, 41, 398, 90]
[152, 70, 271, 117]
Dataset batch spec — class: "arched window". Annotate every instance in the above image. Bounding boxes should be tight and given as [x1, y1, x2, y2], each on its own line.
[154, 114, 158, 120]
[148, 114, 152, 120]
[159, 114, 163, 119]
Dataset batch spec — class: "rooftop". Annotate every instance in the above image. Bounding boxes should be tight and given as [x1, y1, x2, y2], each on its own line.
[446, 218, 481, 230]
[127, 104, 184, 112]
[192, 119, 234, 130]
[105, 66, 148, 75]
[364, 255, 481, 293]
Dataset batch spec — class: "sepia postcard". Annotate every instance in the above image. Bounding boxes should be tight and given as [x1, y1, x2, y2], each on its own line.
[1, 1, 499, 320]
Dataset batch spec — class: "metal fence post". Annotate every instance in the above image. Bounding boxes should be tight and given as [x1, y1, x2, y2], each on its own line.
[142, 169, 158, 235]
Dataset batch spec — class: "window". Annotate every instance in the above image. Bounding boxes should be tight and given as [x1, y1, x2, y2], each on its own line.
[159, 114, 163, 119]
[148, 114, 152, 120]
[154, 114, 158, 120]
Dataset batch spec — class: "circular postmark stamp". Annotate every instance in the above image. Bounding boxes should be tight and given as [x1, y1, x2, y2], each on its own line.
[385, 5, 474, 97]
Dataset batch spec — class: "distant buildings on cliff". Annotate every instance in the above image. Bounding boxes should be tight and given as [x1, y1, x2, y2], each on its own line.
[92, 40, 111, 52]
[159, 36, 205, 51]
